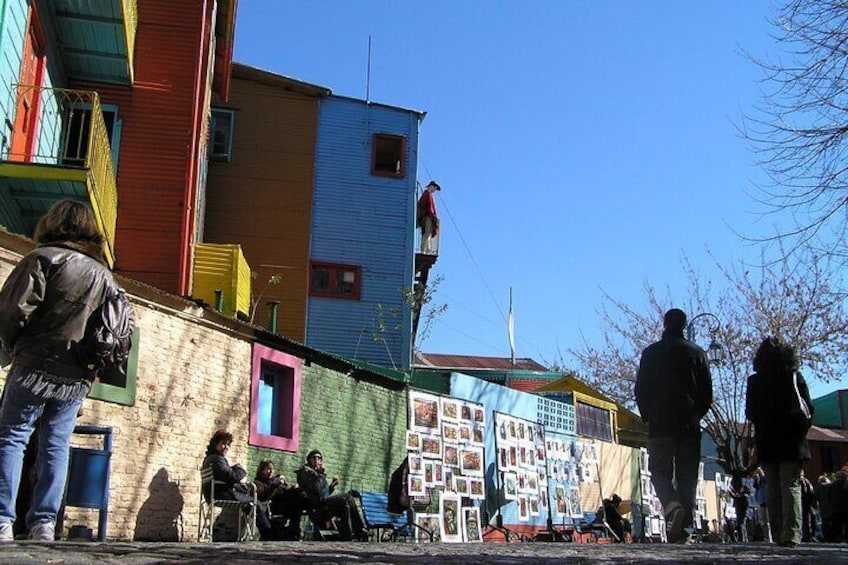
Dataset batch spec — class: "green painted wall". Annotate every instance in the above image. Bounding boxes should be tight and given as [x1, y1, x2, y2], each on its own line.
[812, 390, 846, 429]
[249, 363, 408, 493]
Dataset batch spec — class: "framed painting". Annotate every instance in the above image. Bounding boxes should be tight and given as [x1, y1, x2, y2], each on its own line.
[472, 406, 486, 426]
[460, 446, 484, 476]
[568, 485, 583, 518]
[454, 475, 469, 496]
[409, 454, 423, 474]
[406, 430, 421, 452]
[442, 422, 459, 443]
[503, 472, 518, 500]
[518, 496, 529, 521]
[440, 493, 463, 543]
[441, 397, 460, 422]
[421, 435, 443, 459]
[462, 506, 483, 543]
[415, 513, 440, 542]
[409, 474, 426, 497]
[469, 477, 485, 500]
[444, 444, 459, 466]
[410, 390, 441, 433]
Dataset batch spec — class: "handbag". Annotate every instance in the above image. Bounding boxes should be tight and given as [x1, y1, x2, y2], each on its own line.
[790, 371, 812, 429]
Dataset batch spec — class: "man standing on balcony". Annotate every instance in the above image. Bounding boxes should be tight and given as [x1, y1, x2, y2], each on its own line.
[416, 181, 440, 254]
[0, 200, 133, 542]
[635, 308, 713, 543]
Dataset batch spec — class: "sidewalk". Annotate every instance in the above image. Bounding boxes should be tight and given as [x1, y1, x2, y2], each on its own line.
[1, 540, 847, 565]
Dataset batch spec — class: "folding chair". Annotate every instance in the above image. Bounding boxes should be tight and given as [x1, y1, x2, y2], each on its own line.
[198, 467, 257, 542]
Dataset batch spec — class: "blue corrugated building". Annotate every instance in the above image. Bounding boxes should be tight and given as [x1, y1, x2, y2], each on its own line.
[308, 95, 425, 369]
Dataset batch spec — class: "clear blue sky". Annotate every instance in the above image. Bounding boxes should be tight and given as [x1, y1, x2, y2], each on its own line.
[235, 1, 802, 377]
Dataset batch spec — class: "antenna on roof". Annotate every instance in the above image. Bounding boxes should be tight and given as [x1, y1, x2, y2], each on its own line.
[366, 35, 372, 103]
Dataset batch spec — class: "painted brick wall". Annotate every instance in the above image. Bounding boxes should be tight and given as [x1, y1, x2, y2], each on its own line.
[249, 363, 408, 494]
[0, 243, 251, 542]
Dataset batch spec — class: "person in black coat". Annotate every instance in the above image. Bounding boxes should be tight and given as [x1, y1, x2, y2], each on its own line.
[635, 308, 713, 542]
[746, 336, 813, 548]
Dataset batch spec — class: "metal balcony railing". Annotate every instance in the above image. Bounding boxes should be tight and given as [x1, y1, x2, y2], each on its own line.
[5, 85, 118, 264]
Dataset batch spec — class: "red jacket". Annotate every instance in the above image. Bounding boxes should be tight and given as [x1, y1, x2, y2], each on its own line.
[417, 191, 438, 234]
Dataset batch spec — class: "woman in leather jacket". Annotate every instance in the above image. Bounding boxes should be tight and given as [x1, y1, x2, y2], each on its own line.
[0, 200, 126, 542]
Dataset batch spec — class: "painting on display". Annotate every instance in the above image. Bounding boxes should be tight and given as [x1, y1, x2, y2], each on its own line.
[441, 398, 461, 422]
[459, 446, 484, 476]
[567, 485, 583, 518]
[421, 435, 443, 459]
[410, 390, 441, 433]
[440, 494, 463, 543]
[462, 506, 483, 543]
[416, 514, 440, 542]
[406, 431, 421, 451]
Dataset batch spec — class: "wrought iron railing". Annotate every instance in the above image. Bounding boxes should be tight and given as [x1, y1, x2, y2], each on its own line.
[121, 0, 138, 81]
[5, 85, 118, 264]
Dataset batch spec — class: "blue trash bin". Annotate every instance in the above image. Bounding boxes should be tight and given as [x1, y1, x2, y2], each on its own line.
[65, 426, 112, 541]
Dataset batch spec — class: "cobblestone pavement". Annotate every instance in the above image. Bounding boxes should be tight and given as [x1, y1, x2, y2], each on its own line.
[1, 541, 847, 565]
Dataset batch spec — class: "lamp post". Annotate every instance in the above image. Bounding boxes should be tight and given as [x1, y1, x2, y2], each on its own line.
[686, 312, 723, 364]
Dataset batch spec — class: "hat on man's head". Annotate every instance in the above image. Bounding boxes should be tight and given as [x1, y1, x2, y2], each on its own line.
[306, 449, 322, 463]
[426, 181, 441, 191]
[663, 308, 687, 330]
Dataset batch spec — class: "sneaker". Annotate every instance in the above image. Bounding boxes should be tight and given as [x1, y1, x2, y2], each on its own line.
[28, 522, 55, 541]
[666, 503, 686, 544]
[0, 522, 12, 542]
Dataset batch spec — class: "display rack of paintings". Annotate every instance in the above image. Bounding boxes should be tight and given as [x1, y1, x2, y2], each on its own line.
[406, 390, 487, 543]
[494, 412, 548, 527]
[635, 447, 666, 542]
[544, 431, 581, 523]
[694, 461, 707, 530]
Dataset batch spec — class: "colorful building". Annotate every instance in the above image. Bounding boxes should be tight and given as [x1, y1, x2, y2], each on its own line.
[0, 0, 240, 299]
[204, 64, 426, 369]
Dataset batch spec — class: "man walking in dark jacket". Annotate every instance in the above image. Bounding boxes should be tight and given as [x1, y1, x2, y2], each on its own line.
[635, 308, 713, 543]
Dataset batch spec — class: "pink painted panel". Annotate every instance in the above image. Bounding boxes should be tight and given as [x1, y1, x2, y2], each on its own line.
[249, 343, 301, 452]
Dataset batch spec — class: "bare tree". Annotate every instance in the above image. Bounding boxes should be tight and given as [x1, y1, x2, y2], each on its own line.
[571, 247, 848, 475]
[744, 0, 848, 258]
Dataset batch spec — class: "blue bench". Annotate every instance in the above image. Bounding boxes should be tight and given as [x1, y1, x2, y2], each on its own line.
[353, 491, 417, 542]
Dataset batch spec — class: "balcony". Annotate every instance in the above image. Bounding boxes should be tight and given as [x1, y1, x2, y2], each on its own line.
[193, 243, 252, 319]
[0, 85, 118, 266]
[52, 0, 137, 84]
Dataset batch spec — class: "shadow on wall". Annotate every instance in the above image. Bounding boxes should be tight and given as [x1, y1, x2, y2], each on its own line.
[134, 467, 184, 541]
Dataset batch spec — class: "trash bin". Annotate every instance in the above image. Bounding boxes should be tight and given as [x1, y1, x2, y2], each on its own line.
[65, 425, 112, 541]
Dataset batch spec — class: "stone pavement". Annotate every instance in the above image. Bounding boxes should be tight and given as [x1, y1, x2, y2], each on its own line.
[1, 540, 847, 565]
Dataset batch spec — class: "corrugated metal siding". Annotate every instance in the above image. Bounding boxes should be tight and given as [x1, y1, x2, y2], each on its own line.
[72, 0, 211, 295]
[193, 242, 250, 317]
[812, 390, 846, 429]
[0, 0, 27, 151]
[307, 96, 419, 369]
[204, 76, 318, 341]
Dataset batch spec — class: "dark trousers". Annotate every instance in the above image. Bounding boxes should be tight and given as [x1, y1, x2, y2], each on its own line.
[315, 494, 366, 540]
[648, 432, 701, 527]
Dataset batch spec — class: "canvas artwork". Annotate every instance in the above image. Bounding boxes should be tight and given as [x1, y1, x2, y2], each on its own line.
[442, 398, 460, 422]
[509, 445, 518, 468]
[459, 424, 472, 443]
[434, 462, 444, 486]
[529, 496, 540, 517]
[409, 474, 426, 497]
[472, 425, 485, 445]
[410, 391, 441, 432]
[473, 407, 485, 425]
[503, 472, 518, 500]
[469, 477, 485, 499]
[459, 446, 484, 476]
[498, 421, 508, 442]
[539, 486, 549, 509]
[444, 444, 459, 466]
[421, 435, 443, 459]
[409, 454, 423, 474]
[406, 430, 421, 451]
[462, 506, 483, 543]
[416, 513, 440, 542]
[440, 494, 463, 543]
[444, 467, 455, 492]
[442, 422, 459, 443]
[509, 420, 517, 440]
[567, 485, 583, 518]
[498, 447, 509, 470]
[518, 422, 526, 441]
[454, 476, 469, 496]
[424, 461, 435, 485]
[518, 496, 530, 521]
[461, 404, 472, 422]
[555, 485, 567, 515]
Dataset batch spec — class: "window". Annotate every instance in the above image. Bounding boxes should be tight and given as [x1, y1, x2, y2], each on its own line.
[63, 104, 123, 169]
[371, 133, 405, 177]
[310, 261, 361, 300]
[209, 108, 235, 161]
[250, 344, 302, 451]
[575, 401, 613, 442]
[88, 327, 140, 406]
[821, 445, 841, 473]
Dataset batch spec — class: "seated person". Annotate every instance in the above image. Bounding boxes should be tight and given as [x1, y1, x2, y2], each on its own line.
[295, 449, 368, 541]
[202, 429, 256, 538]
[596, 493, 630, 542]
[254, 459, 304, 541]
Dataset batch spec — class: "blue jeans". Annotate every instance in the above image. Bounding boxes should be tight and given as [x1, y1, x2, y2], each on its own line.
[648, 432, 701, 526]
[763, 460, 803, 545]
[0, 366, 84, 527]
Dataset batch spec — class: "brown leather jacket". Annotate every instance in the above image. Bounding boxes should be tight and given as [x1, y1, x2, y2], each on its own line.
[0, 242, 120, 381]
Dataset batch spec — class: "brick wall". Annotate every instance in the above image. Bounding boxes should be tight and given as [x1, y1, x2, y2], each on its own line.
[0, 243, 244, 540]
[249, 363, 408, 495]
[0, 240, 409, 541]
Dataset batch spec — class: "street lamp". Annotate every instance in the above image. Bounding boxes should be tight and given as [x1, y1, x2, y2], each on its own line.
[686, 312, 723, 364]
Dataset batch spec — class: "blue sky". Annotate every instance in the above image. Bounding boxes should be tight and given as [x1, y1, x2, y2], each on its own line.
[234, 1, 802, 378]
